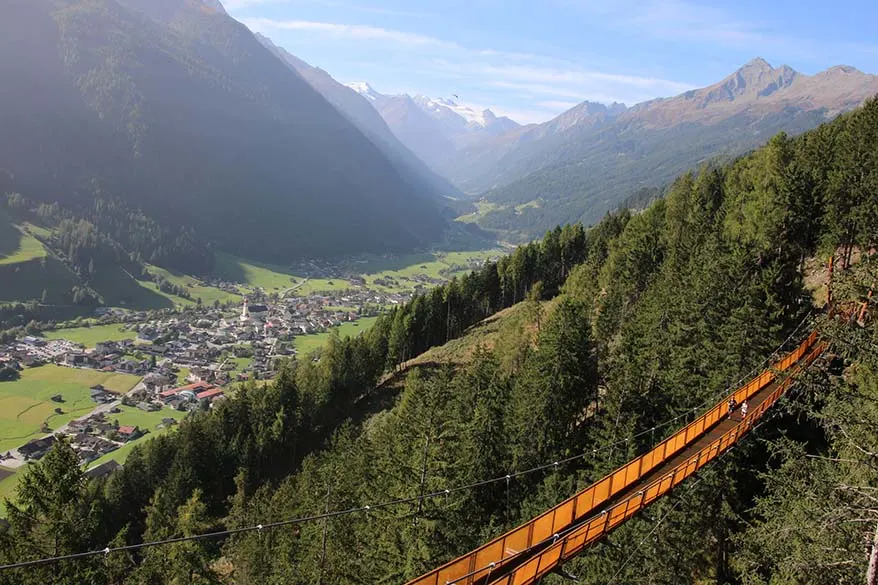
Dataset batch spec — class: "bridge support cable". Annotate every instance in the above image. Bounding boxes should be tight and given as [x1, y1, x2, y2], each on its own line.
[604, 400, 800, 585]
[406, 329, 824, 585]
[484, 339, 825, 585]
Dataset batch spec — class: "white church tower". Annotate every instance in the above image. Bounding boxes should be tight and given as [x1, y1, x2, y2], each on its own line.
[240, 298, 251, 324]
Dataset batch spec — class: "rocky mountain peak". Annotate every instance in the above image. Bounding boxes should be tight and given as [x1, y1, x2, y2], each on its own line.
[822, 64, 863, 76]
[608, 101, 628, 115]
[741, 56, 773, 74]
[700, 57, 799, 106]
[196, 0, 226, 13]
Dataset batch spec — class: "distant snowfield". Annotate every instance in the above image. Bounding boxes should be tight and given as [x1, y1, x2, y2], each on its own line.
[414, 95, 491, 127]
[346, 81, 380, 101]
[346, 81, 516, 128]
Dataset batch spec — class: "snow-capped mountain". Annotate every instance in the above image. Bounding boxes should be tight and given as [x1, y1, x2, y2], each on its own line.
[346, 82, 520, 171]
[346, 81, 381, 102]
[414, 95, 487, 128]
[411, 95, 519, 132]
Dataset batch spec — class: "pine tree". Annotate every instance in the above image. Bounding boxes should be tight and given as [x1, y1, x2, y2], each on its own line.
[130, 489, 219, 585]
[0, 438, 105, 585]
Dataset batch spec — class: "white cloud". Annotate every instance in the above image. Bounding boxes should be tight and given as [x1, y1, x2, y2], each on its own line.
[563, 0, 878, 64]
[562, 0, 768, 47]
[457, 63, 694, 93]
[242, 17, 696, 123]
[225, 0, 430, 16]
[223, 0, 285, 9]
[244, 18, 457, 47]
[485, 81, 621, 104]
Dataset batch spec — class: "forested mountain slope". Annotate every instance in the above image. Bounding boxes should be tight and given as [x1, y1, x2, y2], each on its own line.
[254, 33, 463, 205]
[439, 99, 628, 193]
[0, 0, 446, 274]
[462, 59, 878, 242]
[1, 99, 877, 584]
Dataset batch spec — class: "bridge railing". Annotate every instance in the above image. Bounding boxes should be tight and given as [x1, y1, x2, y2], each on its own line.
[487, 335, 825, 585]
[407, 329, 820, 585]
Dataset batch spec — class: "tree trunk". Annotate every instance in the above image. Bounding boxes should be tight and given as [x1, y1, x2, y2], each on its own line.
[866, 520, 878, 585]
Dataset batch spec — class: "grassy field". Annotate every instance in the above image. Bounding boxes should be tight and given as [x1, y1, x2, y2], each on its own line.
[0, 365, 140, 453]
[90, 265, 176, 310]
[215, 253, 356, 295]
[228, 356, 251, 373]
[44, 323, 137, 348]
[0, 221, 48, 266]
[294, 278, 352, 295]
[134, 279, 191, 307]
[215, 250, 503, 297]
[0, 256, 79, 305]
[0, 406, 185, 514]
[176, 366, 192, 384]
[108, 404, 186, 430]
[455, 200, 500, 224]
[293, 316, 379, 356]
[146, 265, 242, 307]
[0, 467, 21, 515]
[514, 200, 542, 212]
[214, 253, 299, 291]
[359, 249, 502, 293]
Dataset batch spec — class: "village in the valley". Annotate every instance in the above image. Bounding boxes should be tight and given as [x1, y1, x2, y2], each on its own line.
[0, 278, 423, 474]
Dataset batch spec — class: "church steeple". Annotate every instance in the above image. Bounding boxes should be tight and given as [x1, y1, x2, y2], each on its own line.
[240, 298, 250, 323]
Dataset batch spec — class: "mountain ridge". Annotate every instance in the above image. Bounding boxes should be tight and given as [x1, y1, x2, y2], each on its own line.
[442, 58, 878, 239]
[254, 33, 462, 202]
[0, 0, 448, 270]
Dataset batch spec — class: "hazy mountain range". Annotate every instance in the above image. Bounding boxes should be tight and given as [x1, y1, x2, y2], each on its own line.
[462, 57, 878, 239]
[0, 0, 451, 267]
[336, 55, 878, 240]
[254, 34, 462, 203]
[4, 0, 878, 265]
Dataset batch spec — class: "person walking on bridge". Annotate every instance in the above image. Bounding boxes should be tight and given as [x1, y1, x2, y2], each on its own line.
[741, 399, 749, 420]
[728, 397, 737, 416]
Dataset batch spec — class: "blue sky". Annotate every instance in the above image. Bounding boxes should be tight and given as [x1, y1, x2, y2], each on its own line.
[227, 0, 878, 124]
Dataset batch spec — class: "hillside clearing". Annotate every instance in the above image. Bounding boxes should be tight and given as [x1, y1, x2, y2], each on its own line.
[0, 220, 47, 266]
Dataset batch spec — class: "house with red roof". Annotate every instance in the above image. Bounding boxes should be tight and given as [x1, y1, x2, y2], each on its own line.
[116, 425, 141, 442]
[158, 380, 214, 403]
[195, 388, 224, 402]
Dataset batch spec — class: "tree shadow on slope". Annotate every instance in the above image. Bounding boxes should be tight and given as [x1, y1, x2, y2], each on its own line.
[0, 214, 22, 261]
[89, 265, 174, 310]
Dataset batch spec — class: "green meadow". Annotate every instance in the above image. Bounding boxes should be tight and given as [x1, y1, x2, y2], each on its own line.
[0, 366, 140, 453]
[44, 323, 137, 348]
[292, 316, 380, 356]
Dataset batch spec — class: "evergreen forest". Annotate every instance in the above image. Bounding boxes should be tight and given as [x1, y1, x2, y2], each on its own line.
[1, 97, 878, 585]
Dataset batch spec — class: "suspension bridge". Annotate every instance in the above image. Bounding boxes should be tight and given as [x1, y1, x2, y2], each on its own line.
[406, 328, 826, 585]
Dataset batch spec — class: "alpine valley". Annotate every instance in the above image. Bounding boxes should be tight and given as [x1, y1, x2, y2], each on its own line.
[0, 0, 454, 279]
[347, 58, 878, 241]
